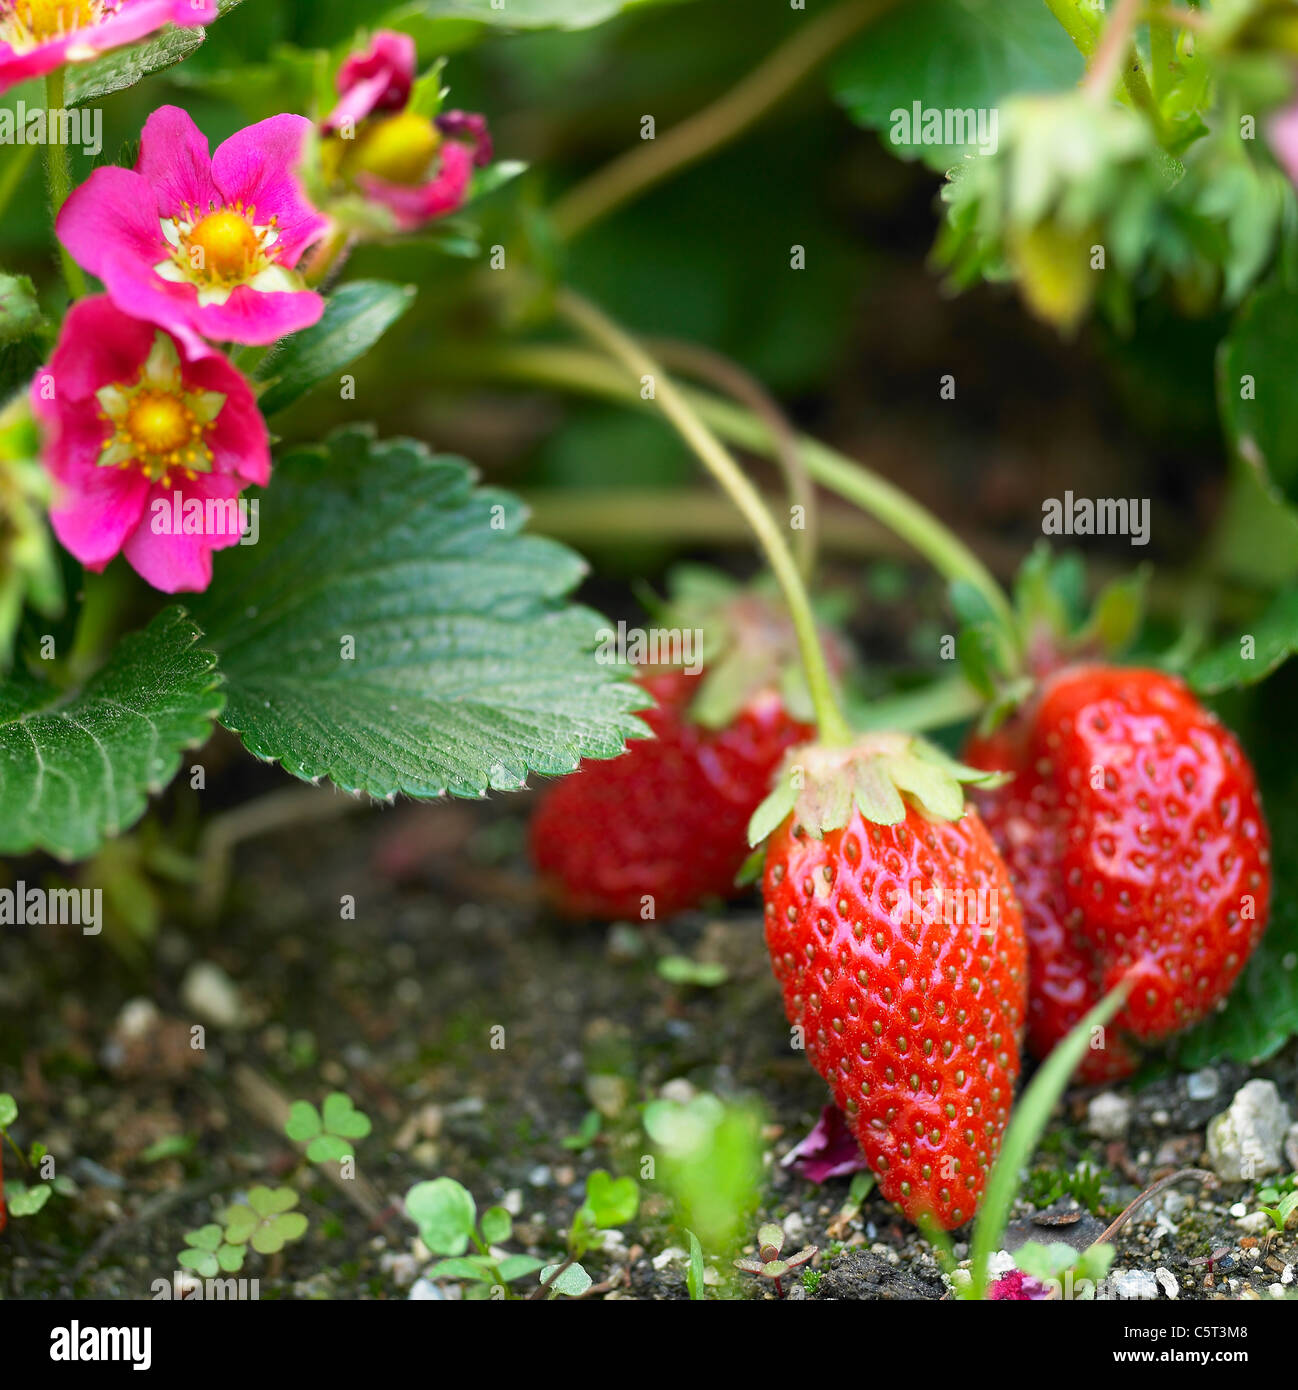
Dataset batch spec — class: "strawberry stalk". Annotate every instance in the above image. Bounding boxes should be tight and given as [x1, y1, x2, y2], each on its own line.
[555, 289, 853, 747]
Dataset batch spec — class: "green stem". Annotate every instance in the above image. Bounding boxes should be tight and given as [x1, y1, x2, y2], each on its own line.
[1042, 0, 1101, 55]
[0, 141, 38, 224]
[554, 290, 852, 746]
[43, 69, 87, 301]
[466, 343, 1017, 638]
[1148, 10, 1176, 101]
[550, 0, 898, 241]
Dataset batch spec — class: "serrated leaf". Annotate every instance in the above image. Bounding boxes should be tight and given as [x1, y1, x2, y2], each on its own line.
[254, 281, 416, 417]
[0, 274, 41, 347]
[831, 0, 1082, 171]
[189, 428, 648, 801]
[1187, 588, 1298, 694]
[0, 607, 223, 861]
[67, 0, 245, 107]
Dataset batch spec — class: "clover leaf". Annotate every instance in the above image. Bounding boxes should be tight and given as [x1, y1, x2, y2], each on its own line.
[222, 1186, 308, 1255]
[178, 1224, 246, 1278]
[285, 1092, 372, 1164]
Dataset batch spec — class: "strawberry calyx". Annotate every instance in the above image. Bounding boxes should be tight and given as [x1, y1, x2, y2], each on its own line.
[746, 731, 1008, 848]
[643, 564, 849, 730]
[955, 542, 1148, 734]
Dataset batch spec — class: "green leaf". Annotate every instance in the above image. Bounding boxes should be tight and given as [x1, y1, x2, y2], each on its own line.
[580, 1169, 639, 1229]
[190, 429, 648, 801]
[495, 1254, 545, 1281]
[305, 1135, 353, 1164]
[284, 1100, 322, 1143]
[1218, 281, 1298, 510]
[183, 1224, 223, 1253]
[255, 281, 416, 417]
[0, 1093, 16, 1128]
[831, 0, 1083, 171]
[540, 1261, 593, 1297]
[67, 0, 246, 106]
[390, 0, 695, 45]
[6, 1183, 51, 1216]
[216, 1243, 246, 1273]
[0, 607, 223, 861]
[178, 1249, 218, 1278]
[322, 1091, 371, 1140]
[222, 1204, 258, 1245]
[247, 1185, 298, 1217]
[425, 1256, 493, 1281]
[251, 1212, 307, 1255]
[561, 1110, 601, 1150]
[0, 274, 41, 347]
[1188, 588, 1298, 694]
[686, 1229, 706, 1301]
[479, 1206, 512, 1244]
[656, 955, 728, 988]
[405, 1177, 477, 1256]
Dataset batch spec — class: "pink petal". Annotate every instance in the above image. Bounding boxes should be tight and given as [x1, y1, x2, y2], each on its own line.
[212, 114, 328, 264]
[781, 1104, 871, 1183]
[190, 356, 271, 486]
[57, 166, 169, 281]
[50, 466, 151, 572]
[186, 283, 325, 346]
[34, 297, 158, 404]
[136, 105, 220, 216]
[124, 474, 245, 592]
[1269, 103, 1298, 186]
[325, 30, 416, 131]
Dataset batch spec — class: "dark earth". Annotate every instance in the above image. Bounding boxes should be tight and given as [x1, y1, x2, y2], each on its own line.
[2, 769, 1294, 1301]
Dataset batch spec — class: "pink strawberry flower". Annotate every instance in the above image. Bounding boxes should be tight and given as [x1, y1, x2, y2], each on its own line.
[31, 296, 269, 593]
[320, 29, 492, 232]
[57, 105, 328, 348]
[0, 0, 216, 94]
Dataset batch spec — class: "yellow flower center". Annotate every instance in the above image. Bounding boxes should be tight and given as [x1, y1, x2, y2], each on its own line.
[187, 209, 263, 282]
[125, 391, 197, 459]
[95, 333, 226, 486]
[6, 0, 100, 42]
[352, 112, 442, 187]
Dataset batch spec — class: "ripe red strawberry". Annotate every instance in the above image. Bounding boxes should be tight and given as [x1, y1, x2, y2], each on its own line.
[757, 737, 1028, 1229]
[966, 665, 1270, 1080]
[530, 666, 810, 919]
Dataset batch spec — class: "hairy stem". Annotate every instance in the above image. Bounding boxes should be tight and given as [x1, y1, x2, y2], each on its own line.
[554, 290, 852, 745]
[43, 70, 87, 300]
[647, 337, 818, 580]
[551, 0, 896, 240]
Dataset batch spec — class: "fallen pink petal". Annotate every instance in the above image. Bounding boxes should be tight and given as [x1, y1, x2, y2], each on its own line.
[781, 1104, 871, 1183]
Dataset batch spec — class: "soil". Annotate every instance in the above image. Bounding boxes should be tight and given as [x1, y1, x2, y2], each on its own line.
[1, 791, 1295, 1302]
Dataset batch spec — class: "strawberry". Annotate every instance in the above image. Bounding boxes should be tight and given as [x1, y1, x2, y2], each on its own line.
[755, 736, 1027, 1229]
[529, 574, 833, 920]
[966, 665, 1270, 1080]
[530, 666, 810, 919]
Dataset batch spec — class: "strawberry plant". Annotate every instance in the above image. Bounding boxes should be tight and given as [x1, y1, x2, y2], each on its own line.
[3, 0, 1298, 1318]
